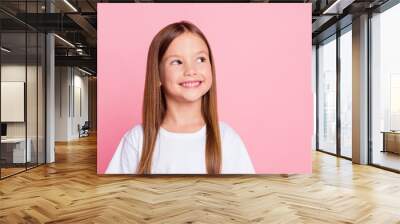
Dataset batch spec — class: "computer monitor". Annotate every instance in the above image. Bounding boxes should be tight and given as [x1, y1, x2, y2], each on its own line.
[1, 123, 7, 137]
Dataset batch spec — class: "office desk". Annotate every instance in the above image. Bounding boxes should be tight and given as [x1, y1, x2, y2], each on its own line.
[381, 131, 400, 154]
[1, 138, 32, 163]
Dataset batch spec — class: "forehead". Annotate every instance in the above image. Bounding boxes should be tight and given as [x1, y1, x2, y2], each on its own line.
[165, 32, 209, 55]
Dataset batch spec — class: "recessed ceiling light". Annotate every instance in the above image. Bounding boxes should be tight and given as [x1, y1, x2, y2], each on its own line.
[323, 0, 355, 15]
[78, 67, 93, 76]
[63, 0, 78, 12]
[54, 34, 75, 48]
[1, 47, 11, 53]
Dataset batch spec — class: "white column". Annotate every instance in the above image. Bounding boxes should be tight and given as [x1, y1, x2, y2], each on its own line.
[46, 1, 55, 163]
[352, 14, 369, 164]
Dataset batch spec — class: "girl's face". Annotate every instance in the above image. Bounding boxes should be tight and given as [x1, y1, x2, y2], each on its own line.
[160, 32, 213, 104]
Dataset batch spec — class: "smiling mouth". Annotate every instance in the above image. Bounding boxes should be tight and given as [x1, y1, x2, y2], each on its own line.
[179, 81, 202, 88]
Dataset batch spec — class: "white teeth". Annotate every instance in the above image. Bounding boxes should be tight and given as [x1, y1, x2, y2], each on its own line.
[181, 81, 201, 87]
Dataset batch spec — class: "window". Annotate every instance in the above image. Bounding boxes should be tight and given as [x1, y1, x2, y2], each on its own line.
[371, 2, 400, 171]
[317, 35, 337, 154]
[339, 27, 352, 158]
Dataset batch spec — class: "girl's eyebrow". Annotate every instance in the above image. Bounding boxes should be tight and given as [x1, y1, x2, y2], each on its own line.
[196, 50, 209, 55]
[164, 54, 181, 60]
[164, 50, 209, 60]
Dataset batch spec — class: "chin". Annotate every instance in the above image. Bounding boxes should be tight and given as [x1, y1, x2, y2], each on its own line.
[181, 94, 203, 103]
[168, 88, 209, 103]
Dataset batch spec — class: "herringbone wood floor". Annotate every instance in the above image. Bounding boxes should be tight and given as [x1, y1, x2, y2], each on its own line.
[1, 134, 400, 224]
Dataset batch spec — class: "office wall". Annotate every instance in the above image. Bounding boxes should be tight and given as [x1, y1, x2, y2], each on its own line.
[55, 67, 89, 141]
[1, 64, 42, 138]
[55, 66, 69, 141]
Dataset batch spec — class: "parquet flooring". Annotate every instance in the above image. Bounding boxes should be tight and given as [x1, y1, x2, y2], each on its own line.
[1, 134, 400, 223]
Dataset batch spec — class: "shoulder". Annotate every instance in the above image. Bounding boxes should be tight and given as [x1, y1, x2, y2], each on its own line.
[118, 124, 144, 155]
[219, 121, 245, 148]
[218, 121, 255, 174]
[128, 124, 144, 136]
[105, 124, 143, 174]
[219, 121, 240, 140]
[122, 124, 144, 143]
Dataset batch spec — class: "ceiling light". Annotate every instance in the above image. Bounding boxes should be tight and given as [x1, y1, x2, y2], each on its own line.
[78, 67, 93, 76]
[63, 0, 78, 12]
[322, 0, 355, 15]
[54, 34, 75, 48]
[1, 47, 11, 53]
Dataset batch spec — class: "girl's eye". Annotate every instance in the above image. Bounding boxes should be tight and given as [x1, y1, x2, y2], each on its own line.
[171, 59, 182, 65]
[197, 57, 207, 63]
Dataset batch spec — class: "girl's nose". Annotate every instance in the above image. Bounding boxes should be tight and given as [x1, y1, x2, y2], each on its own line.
[184, 64, 197, 76]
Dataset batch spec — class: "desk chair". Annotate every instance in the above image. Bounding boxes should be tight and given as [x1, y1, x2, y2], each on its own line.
[79, 121, 90, 138]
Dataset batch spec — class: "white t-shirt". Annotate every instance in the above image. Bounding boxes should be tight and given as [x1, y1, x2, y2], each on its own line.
[105, 122, 255, 174]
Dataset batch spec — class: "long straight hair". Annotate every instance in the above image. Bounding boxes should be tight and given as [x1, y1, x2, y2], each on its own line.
[137, 21, 222, 174]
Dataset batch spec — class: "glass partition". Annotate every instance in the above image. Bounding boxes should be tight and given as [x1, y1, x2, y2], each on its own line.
[1, 30, 28, 178]
[27, 31, 38, 169]
[38, 32, 45, 165]
[0, 1, 46, 179]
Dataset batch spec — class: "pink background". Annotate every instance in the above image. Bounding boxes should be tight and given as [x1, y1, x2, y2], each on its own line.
[97, 3, 312, 174]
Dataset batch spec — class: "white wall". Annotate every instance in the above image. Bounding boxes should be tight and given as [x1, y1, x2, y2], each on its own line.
[1, 65, 26, 132]
[1, 65, 42, 137]
[55, 67, 89, 141]
[55, 66, 69, 141]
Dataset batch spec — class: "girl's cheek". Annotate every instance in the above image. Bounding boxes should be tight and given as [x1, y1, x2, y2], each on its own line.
[197, 65, 210, 75]
[205, 70, 213, 81]
[167, 67, 181, 76]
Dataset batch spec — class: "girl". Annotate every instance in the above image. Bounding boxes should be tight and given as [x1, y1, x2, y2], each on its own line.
[106, 21, 255, 174]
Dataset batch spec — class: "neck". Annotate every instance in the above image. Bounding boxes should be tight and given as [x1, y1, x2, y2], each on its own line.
[162, 98, 205, 132]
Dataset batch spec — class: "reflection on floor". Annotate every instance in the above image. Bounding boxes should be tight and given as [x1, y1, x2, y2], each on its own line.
[0, 167, 25, 178]
[0, 163, 40, 178]
[373, 150, 400, 171]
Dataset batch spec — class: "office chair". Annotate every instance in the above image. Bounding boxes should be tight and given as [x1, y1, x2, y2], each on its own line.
[79, 121, 90, 138]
